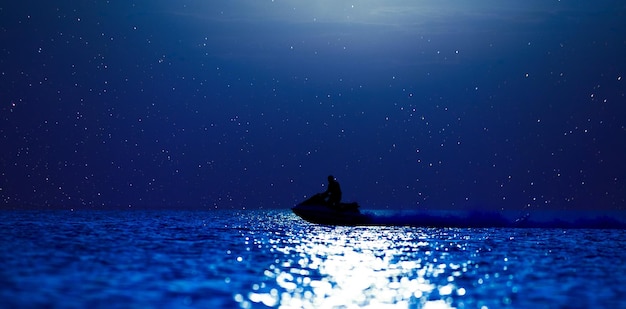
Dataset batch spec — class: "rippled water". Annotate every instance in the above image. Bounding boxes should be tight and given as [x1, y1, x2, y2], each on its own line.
[1, 210, 625, 308]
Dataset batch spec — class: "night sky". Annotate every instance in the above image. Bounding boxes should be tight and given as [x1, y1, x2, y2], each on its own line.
[1, 1, 624, 212]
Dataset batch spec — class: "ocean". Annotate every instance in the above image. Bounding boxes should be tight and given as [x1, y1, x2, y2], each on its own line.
[1, 210, 625, 308]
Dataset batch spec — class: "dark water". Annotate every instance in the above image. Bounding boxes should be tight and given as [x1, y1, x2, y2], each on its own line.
[1, 210, 625, 308]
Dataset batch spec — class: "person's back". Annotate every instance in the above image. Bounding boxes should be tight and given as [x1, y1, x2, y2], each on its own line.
[325, 175, 342, 207]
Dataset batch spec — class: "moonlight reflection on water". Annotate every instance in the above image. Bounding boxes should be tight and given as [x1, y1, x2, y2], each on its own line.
[241, 225, 483, 308]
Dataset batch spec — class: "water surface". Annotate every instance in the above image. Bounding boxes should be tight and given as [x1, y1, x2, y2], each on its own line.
[1, 210, 625, 308]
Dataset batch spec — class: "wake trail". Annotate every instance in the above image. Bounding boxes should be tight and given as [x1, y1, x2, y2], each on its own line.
[362, 210, 626, 229]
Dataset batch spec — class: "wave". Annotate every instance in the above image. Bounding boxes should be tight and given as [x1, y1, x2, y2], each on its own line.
[363, 210, 626, 229]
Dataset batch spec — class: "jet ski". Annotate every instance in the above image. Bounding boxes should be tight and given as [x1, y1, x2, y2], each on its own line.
[291, 194, 371, 225]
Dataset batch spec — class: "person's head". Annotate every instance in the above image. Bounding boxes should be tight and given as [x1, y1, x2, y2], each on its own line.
[327, 175, 334, 182]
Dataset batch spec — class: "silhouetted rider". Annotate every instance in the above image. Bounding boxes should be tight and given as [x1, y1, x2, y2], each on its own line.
[322, 175, 342, 207]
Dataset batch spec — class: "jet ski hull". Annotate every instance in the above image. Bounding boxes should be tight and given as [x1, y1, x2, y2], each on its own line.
[292, 204, 370, 225]
[292, 194, 370, 225]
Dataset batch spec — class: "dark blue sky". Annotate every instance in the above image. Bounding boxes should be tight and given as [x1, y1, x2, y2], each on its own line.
[1, 1, 625, 211]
